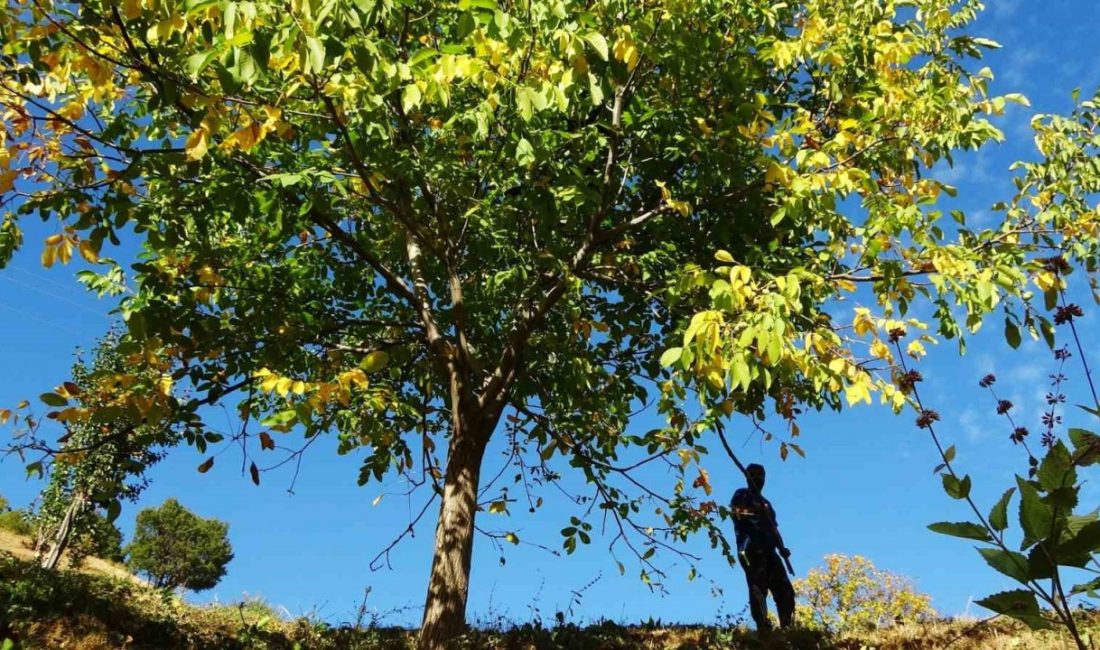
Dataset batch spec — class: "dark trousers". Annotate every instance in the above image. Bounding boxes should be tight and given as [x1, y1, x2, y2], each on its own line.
[740, 548, 795, 631]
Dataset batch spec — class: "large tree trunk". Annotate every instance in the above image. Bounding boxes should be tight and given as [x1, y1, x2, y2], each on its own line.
[39, 491, 87, 571]
[418, 416, 491, 650]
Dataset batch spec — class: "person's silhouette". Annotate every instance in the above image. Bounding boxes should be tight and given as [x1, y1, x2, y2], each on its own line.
[731, 464, 794, 631]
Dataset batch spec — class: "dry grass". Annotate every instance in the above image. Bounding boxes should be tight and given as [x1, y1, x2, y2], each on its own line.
[0, 527, 140, 584]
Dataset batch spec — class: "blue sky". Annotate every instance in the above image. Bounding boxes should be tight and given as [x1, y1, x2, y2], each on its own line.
[2, 0, 1100, 628]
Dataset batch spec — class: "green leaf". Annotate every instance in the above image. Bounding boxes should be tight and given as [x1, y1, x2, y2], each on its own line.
[943, 445, 956, 463]
[989, 488, 1015, 532]
[515, 137, 535, 166]
[1057, 520, 1100, 558]
[1037, 441, 1075, 491]
[305, 36, 325, 74]
[1026, 544, 1055, 580]
[402, 83, 422, 113]
[1017, 476, 1053, 550]
[942, 473, 971, 500]
[582, 32, 609, 61]
[106, 499, 121, 523]
[1070, 576, 1100, 596]
[975, 590, 1051, 630]
[1004, 318, 1021, 349]
[185, 51, 217, 79]
[659, 347, 683, 368]
[260, 410, 297, 427]
[977, 547, 1029, 584]
[928, 521, 992, 542]
[516, 86, 534, 121]
[39, 392, 68, 407]
[1068, 428, 1100, 466]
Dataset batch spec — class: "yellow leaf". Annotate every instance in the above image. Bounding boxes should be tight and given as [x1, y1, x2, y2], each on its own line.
[41, 244, 57, 268]
[844, 373, 873, 406]
[870, 339, 892, 361]
[275, 377, 293, 397]
[695, 117, 713, 138]
[78, 239, 99, 263]
[222, 122, 263, 152]
[612, 32, 639, 70]
[488, 501, 508, 514]
[57, 101, 85, 121]
[291, 380, 306, 395]
[57, 239, 73, 265]
[45, 234, 63, 245]
[185, 128, 209, 161]
[0, 409, 10, 425]
[906, 340, 926, 360]
[122, 0, 144, 19]
[0, 170, 17, 193]
[853, 308, 875, 337]
[360, 350, 390, 372]
[1034, 270, 1062, 292]
[505, 532, 519, 544]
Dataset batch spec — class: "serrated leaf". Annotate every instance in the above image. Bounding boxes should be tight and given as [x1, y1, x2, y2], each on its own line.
[1017, 476, 1053, 550]
[1070, 576, 1100, 595]
[1057, 520, 1100, 558]
[928, 521, 992, 542]
[989, 488, 1014, 532]
[1037, 441, 1075, 491]
[942, 473, 971, 500]
[1026, 544, 1056, 580]
[977, 547, 1029, 584]
[1069, 428, 1100, 466]
[976, 589, 1051, 630]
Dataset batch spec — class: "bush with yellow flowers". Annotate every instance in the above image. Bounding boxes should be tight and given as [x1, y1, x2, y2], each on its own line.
[794, 554, 935, 634]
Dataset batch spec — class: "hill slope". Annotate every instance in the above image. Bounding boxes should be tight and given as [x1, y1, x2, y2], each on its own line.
[0, 539, 1091, 649]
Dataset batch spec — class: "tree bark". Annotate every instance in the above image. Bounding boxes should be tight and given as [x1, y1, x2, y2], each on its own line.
[39, 490, 87, 571]
[418, 415, 491, 650]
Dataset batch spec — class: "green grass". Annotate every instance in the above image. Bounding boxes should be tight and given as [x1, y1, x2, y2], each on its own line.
[1, 550, 1096, 649]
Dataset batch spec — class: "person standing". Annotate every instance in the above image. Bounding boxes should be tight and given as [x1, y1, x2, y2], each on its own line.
[731, 463, 795, 631]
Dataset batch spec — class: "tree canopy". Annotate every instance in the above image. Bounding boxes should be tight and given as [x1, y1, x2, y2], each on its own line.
[2, 0, 1100, 646]
[125, 498, 234, 591]
[28, 333, 174, 569]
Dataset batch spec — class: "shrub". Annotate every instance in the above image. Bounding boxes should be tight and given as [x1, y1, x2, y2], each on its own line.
[125, 499, 233, 591]
[0, 510, 32, 537]
[794, 554, 934, 634]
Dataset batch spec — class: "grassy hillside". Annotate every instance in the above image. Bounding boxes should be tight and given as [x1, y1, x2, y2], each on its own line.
[0, 531, 1093, 649]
